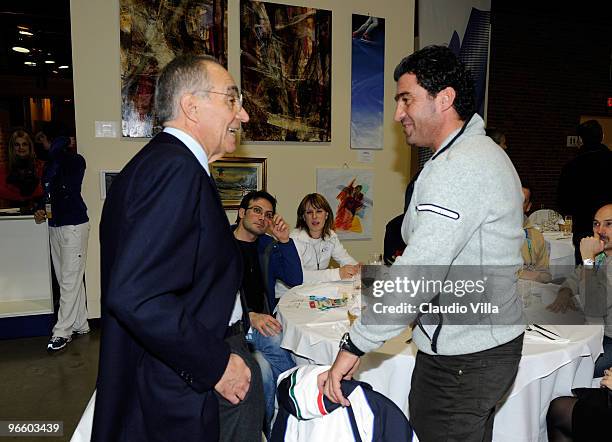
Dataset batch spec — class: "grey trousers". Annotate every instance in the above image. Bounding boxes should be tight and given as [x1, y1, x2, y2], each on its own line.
[216, 332, 265, 442]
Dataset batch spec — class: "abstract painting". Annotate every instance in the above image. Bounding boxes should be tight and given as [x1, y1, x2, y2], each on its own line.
[240, 0, 332, 142]
[210, 157, 267, 209]
[120, 0, 228, 137]
[351, 14, 385, 150]
[316, 168, 373, 240]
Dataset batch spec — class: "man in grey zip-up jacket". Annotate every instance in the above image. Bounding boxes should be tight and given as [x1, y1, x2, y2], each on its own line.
[319, 46, 525, 442]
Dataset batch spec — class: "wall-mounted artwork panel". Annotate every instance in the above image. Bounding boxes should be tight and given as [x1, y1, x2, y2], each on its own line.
[120, 0, 228, 138]
[240, 0, 332, 142]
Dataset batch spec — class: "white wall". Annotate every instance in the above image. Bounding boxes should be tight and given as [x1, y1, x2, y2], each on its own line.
[70, 0, 415, 317]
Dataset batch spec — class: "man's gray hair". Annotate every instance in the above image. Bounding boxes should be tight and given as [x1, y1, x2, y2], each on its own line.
[154, 54, 219, 124]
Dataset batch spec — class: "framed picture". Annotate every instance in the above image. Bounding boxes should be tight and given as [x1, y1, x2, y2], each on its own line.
[210, 157, 267, 209]
[99, 170, 121, 200]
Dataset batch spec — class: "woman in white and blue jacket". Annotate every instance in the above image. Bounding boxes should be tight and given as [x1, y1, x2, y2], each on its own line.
[276, 193, 359, 298]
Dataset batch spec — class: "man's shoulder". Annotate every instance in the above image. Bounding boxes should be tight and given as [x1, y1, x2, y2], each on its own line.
[128, 133, 200, 172]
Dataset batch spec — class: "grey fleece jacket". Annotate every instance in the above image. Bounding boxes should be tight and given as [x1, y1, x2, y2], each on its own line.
[351, 114, 526, 355]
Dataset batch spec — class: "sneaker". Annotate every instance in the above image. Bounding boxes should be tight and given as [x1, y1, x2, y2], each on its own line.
[72, 329, 90, 337]
[47, 336, 72, 352]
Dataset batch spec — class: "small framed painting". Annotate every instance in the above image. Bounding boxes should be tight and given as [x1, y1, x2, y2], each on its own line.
[210, 157, 267, 209]
[99, 170, 121, 200]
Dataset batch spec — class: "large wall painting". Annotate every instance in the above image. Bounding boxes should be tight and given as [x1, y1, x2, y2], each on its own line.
[240, 0, 332, 142]
[350, 14, 385, 150]
[316, 168, 373, 240]
[120, 0, 228, 138]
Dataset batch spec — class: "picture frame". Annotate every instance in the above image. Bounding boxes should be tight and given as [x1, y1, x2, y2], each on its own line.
[99, 170, 121, 200]
[210, 157, 267, 209]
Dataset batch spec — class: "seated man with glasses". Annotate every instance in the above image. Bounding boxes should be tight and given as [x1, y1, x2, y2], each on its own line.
[232, 190, 302, 435]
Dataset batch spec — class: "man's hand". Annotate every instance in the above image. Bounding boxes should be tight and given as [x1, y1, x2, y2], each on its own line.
[580, 236, 604, 261]
[600, 368, 612, 390]
[546, 287, 577, 313]
[317, 350, 360, 407]
[249, 312, 282, 337]
[33, 209, 46, 224]
[339, 264, 360, 280]
[267, 214, 290, 243]
[214, 353, 252, 405]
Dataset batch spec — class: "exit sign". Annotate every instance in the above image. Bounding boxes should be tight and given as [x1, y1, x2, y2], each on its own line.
[608, 97, 612, 107]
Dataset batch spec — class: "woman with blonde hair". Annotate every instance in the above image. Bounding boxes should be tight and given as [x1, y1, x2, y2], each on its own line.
[0, 129, 44, 207]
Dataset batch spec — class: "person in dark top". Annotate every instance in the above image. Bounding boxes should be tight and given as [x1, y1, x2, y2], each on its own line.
[232, 190, 302, 435]
[557, 120, 612, 264]
[547, 365, 612, 441]
[33, 122, 90, 352]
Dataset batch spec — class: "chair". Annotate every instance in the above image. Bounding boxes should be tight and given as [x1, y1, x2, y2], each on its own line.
[272, 365, 412, 441]
[70, 390, 95, 441]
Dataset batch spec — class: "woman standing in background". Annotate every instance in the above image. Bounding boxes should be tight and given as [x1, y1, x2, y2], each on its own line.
[0, 129, 44, 210]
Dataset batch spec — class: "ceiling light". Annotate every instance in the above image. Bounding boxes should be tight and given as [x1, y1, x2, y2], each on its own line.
[19, 30, 34, 36]
[45, 60, 55, 64]
[12, 46, 30, 53]
[58, 65, 69, 69]
[24, 61, 37, 66]
[52, 70, 59, 74]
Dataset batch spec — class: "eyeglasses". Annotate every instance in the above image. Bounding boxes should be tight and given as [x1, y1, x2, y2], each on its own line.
[246, 205, 274, 220]
[194, 89, 243, 113]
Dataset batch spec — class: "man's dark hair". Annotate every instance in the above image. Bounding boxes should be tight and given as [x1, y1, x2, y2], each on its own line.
[39, 121, 71, 141]
[393, 45, 475, 120]
[236, 190, 277, 222]
[485, 127, 505, 146]
[577, 120, 603, 146]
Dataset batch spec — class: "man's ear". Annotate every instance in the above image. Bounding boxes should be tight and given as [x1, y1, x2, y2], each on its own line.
[437, 87, 456, 112]
[179, 93, 199, 122]
[238, 207, 246, 221]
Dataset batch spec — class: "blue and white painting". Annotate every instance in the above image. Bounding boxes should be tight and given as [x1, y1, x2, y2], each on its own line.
[350, 14, 385, 150]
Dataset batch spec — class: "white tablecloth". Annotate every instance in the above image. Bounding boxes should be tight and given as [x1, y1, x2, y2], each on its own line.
[278, 282, 603, 442]
[542, 232, 575, 280]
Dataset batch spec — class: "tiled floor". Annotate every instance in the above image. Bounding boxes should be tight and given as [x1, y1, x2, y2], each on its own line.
[0, 330, 99, 441]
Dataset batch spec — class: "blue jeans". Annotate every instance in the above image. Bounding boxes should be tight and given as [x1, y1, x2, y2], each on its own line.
[594, 335, 612, 377]
[246, 329, 295, 433]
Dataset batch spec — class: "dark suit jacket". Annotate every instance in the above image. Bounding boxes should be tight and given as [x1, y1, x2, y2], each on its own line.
[92, 132, 243, 442]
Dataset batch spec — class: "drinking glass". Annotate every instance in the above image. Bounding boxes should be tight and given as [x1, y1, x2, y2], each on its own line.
[563, 216, 572, 236]
[369, 253, 383, 265]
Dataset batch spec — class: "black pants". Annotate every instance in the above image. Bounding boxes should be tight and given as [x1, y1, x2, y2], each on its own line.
[409, 333, 523, 442]
[216, 331, 265, 442]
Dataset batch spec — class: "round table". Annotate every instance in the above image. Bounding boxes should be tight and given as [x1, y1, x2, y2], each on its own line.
[278, 281, 603, 442]
[542, 231, 575, 280]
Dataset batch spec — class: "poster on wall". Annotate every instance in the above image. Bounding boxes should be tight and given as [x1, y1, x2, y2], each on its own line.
[120, 0, 228, 138]
[417, 0, 491, 168]
[240, 0, 332, 142]
[350, 14, 385, 150]
[316, 168, 373, 240]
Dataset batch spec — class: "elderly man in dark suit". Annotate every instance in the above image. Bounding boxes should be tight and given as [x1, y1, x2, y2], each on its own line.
[92, 55, 260, 441]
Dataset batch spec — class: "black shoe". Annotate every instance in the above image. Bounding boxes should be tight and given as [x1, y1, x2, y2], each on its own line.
[47, 336, 72, 352]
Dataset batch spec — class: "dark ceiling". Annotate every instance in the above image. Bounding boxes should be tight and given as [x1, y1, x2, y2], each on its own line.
[0, 0, 72, 79]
